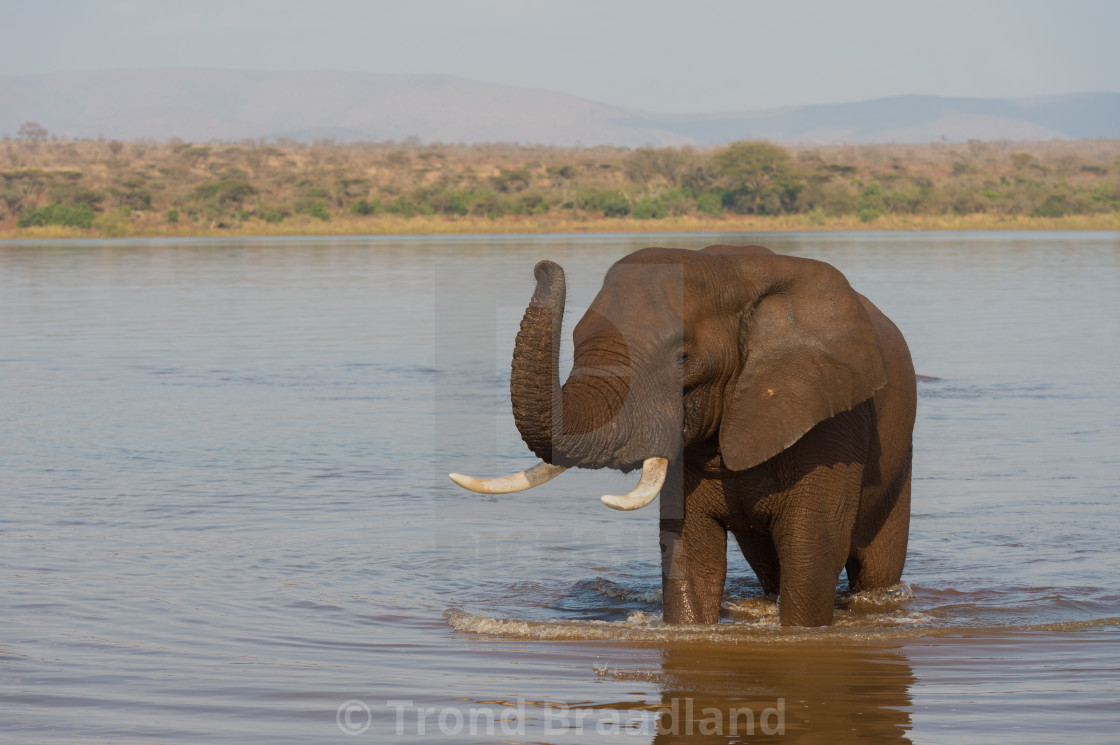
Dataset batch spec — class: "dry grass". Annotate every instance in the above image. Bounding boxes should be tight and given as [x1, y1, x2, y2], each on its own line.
[2, 137, 1118, 239]
[7, 211, 1118, 241]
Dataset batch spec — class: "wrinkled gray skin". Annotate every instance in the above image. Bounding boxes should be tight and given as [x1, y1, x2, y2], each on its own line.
[508, 245, 916, 626]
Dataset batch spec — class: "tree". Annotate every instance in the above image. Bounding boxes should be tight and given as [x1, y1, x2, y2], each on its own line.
[17, 122, 49, 142]
[715, 141, 794, 214]
[623, 147, 685, 187]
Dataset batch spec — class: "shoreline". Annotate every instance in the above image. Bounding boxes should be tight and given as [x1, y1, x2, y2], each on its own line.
[3, 212, 1119, 240]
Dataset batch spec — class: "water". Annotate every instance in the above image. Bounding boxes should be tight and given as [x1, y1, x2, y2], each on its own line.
[1, 232, 1117, 744]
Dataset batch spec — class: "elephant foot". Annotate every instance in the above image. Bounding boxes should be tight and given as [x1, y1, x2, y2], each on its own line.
[778, 599, 834, 627]
[662, 583, 721, 625]
[660, 521, 727, 625]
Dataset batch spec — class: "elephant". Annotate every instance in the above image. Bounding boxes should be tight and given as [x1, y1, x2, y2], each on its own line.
[451, 245, 916, 627]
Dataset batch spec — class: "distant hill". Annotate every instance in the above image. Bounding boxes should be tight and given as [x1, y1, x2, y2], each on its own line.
[2, 69, 1118, 146]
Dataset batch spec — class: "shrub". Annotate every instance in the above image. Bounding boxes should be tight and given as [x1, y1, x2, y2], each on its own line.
[516, 191, 549, 215]
[1031, 194, 1071, 218]
[632, 197, 668, 220]
[112, 177, 154, 210]
[857, 206, 882, 222]
[386, 194, 433, 218]
[351, 198, 380, 216]
[93, 209, 133, 237]
[17, 203, 96, 229]
[47, 183, 104, 208]
[1089, 184, 1119, 212]
[547, 164, 576, 180]
[855, 183, 885, 221]
[469, 190, 508, 219]
[421, 188, 472, 216]
[254, 202, 290, 223]
[166, 209, 179, 224]
[489, 168, 531, 193]
[191, 179, 257, 206]
[304, 199, 330, 221]
[696, 192, 723, 216]
[574, 189, 630, 217]
[661, 187, 695, 216]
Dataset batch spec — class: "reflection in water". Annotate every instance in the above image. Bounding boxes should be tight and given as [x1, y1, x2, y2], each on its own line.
[647, 643, 915, 744]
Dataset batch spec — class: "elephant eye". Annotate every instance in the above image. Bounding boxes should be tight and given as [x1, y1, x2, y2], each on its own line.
[676, 351, 688, 366]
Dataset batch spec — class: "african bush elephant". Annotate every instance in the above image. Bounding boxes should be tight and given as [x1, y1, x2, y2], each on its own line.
[451, 245, 916, 626]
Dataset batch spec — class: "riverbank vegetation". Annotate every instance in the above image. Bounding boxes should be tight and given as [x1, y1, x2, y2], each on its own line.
[2, 134, 1119, 238]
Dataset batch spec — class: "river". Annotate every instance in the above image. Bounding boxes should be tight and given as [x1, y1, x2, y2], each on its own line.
[1, 231, 1118, 743]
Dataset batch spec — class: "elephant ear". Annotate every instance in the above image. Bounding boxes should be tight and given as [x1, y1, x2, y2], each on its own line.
[719, 256, 887, 471]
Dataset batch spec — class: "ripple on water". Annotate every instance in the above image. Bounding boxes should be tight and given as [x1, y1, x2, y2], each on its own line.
[448, 580, 1120, 644]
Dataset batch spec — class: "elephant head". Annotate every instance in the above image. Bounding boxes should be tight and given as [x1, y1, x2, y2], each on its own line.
[451, 245, 888, 509]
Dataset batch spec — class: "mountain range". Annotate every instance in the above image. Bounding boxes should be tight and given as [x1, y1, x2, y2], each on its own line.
[2, 69, 1117, 146]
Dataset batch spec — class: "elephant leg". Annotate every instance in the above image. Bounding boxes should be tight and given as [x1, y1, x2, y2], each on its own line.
[732, 528, 781, 596]
[774, 511, 854, 627]
[847, 449, 911, 592]
[660, 514, 727, 624]
[658, 463, 727, 624]
[772, 462, 864, 627]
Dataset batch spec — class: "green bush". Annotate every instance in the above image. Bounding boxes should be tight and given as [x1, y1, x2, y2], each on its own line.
[941, 185, 988, 214]
[696, 192, 723, 216]
[857, 206, 882, 222]
[166, 209, 179, 224]
[600, 192, 630, 217]
[47, 183, 104, 208]
[17, 203, 96, 229]
[351, 198, 380, 216]
[856, 183, 885, 221]
[489, 168, 531, 193]
[632, 197, 668, 220]
[386, 194, 433, 218]
[884, 185, 934, 215]
[516, 191, 549, 215]
[304, 199, 330, 221]
[660, 187, 694, 216]
[191, 179, 257, 206]
[469, 190, 510, 219]
[1031, 194, 1071, 218]
[574, 189, 630, 217]
[417, 188, 472, 216]
[447, 190, 476, 215]
[1089, 184, 1119, 212]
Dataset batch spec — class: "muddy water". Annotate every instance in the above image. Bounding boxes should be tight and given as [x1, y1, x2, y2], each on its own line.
[1, 232, 1117, 743]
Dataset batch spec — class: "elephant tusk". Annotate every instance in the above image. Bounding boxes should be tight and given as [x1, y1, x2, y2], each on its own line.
[600, 457, 669, 511]
[449, 461, 567, 494]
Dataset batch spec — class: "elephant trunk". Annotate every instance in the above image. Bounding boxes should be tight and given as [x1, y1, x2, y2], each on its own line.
[450, 259, 670, 510]
[510, 260, 566, 464]
[510, 261, 623, 470]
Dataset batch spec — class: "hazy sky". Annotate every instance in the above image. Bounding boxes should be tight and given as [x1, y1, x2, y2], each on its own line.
[2, 0, 1117, 113]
